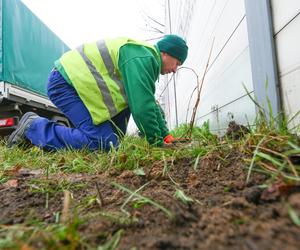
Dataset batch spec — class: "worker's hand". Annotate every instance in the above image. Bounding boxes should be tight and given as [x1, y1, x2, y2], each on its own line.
[164, 134, 191, 145]
[164, 134, 175, 144]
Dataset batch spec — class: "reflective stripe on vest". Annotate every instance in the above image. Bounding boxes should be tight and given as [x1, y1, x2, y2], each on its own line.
[96, 40, 127, 102]
[77, 44, 118, 117]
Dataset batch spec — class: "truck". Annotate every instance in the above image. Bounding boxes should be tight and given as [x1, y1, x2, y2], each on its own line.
[0, 0, 70, 135]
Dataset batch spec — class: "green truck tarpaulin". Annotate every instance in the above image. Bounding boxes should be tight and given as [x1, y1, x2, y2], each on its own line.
[0, 0, 69, 96]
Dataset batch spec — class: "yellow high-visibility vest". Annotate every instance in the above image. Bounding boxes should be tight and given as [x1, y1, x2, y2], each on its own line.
[59, 37, 159, 124]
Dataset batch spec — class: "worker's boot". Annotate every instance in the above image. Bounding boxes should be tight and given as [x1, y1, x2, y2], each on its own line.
[7, 112, 39, 148]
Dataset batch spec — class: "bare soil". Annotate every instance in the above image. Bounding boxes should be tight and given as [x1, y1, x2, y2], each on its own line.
[1, 151, 300, 249]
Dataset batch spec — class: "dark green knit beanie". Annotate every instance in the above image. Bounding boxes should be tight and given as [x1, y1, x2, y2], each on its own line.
[157, 34, 188, 64]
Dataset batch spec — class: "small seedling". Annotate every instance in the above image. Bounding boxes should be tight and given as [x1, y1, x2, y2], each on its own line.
[223, 187, 231, 193]
[98, 229, 123, 250]
[288, 204, 300, 227]
[193, 154, 201, 170]
[112, 182, 174, 219]
[133, 168, 145, 176]
[174, 189, 194, 205]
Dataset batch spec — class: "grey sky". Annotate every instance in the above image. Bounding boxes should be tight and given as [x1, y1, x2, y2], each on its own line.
[22, 0, 164, 48]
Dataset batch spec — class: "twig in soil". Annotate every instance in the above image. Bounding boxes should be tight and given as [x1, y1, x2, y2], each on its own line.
[109, 144, 117, 169]
[221, 200, 234, 207]
[61, 190, 71, 223]
[95, 182, 104, 208]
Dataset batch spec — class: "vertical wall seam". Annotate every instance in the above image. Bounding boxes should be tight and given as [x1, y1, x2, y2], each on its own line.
[244, 0, 281, 120]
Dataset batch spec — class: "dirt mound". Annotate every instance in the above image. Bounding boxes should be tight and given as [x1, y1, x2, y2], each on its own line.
[225, 121, 250, 140]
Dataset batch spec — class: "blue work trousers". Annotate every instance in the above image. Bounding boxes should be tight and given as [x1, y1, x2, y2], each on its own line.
[26, 70, 130, 151]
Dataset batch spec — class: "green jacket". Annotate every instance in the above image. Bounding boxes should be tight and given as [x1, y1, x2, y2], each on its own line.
[118, 43, 169, 146]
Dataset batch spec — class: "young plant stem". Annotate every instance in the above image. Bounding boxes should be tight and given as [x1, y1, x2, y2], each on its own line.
[95, 182, 104, 208]
[45, 164, 49, 209]
[246, 135, 267, 183]
[120, 182, 149, 216]
[187, 38, 215, 138]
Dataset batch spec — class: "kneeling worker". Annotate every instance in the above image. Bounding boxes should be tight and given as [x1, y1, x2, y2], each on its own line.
[7, 34, 188, 151]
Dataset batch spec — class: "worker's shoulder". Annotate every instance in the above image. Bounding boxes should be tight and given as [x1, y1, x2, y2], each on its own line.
[120, 43, 158, 59]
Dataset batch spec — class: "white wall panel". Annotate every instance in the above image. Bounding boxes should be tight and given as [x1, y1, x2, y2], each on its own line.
[163, 0, 256, 131]
[191, 0, 246, 71]
[281, 69, 300, 129]
[196, 46, 253, 118]
[271, 0, 300, 130]
[175, 41, 253, 125]
[275, 14, 300, 75]
[271, 0, 300, 34]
